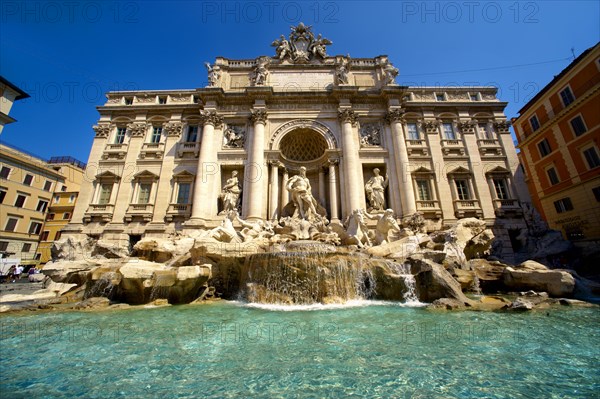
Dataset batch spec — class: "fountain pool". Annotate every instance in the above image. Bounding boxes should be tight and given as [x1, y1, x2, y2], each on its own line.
[1, 302, 598, 398]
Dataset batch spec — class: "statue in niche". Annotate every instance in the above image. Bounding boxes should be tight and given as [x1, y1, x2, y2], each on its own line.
[364, 168, 389, 212]
[336, 58, 350, 85]
[223, 126, 245, 148]
[286, 166, 319, 221]
[272, 35, 291, 60]
[253, 57, 270, 86]
[364, 209, 401, 245]
[208, 210, 241, 243]
[204, 62, 221, 87]
[219, 171, 242, 215]
[359, 124, 381, 147]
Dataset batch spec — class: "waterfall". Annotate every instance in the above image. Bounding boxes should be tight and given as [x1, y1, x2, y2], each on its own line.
[84, 272, 118, 300]
[149, 274, 171, 302]
[386, 261, 420, 304]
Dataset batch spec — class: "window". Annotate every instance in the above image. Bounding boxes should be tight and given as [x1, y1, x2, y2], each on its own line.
[125, 97, 133, 105]
[54, 195, 60, 203]
[28, 221, 42, 235]
[14, 194, 26, 208]
[158, 96, 167, 104]
[553, 198, 573, 213]
[559, 87, 575, 107]
[43, 180, 52, 191]
[530, 115, 540, 131]
[55, 231, 62, 241]
[137, 183, 152, 204]
[0, 241, 8, 251]
[187, 125, 199, 142]
[69, 194, 76, 203]
[547, 167, 560, 185]
[455, 180, 470, 200]
[115, 127, 127, 144]
[470, 93, 479, 101]
[22, 243, 31, 252]
[63, 212, 71, 220]
[478, 123, 493, 139]
[537, 138, 551, 157]
[416, 180, 431, 201]
[23, 174, 33, 186]
[583, 147, 600, 169]
[436, 93, 445, 101]
[592, 186, 600, 202]
[40, 231, 49, 241]
[177, 183, 191, 204]
[0, 166, 10, 179]
[151, 126, 162, 143]
[98, 183, 113, 204]
[442, 123, 456, 140]
[36, 200, 49, 212]
[493, 179, 509, 200]
[47, 213, 55, 221]
[406, 123, 420, 140]
[570, 116, 587, 136]
[0, 189, 6, 204]
[61, 185, 67, 192]
[5, 218, 18, 232]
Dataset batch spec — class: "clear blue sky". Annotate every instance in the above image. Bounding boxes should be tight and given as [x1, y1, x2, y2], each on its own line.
[1, 1, 598, 162]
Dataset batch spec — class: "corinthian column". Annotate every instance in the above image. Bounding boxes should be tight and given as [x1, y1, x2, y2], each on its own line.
[386, 109, 416, 216]
[338, 108, 364, 214]
[190, 110, 223, 221]
[328, 159, 340, 222]
[245, 109, 268, 220]
[269, 161, 281, 221]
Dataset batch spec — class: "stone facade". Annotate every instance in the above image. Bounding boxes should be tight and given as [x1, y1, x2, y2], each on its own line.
[66, 24, 529, 262]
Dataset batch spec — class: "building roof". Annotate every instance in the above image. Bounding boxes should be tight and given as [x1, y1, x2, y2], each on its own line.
[0, 76, 30, 100]
[517, 42, 599, 115]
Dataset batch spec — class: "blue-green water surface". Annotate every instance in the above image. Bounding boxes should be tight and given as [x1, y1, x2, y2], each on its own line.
[1, 301, 598, 399]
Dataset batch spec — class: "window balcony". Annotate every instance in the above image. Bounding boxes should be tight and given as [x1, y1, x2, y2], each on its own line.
[477, 139, 503, 156]
[165, 203, 191, 222]
[415, 200, 442, 218]
[176, 142, 200, 158]
[406, 139, 429, 156]
[453, 199, 483, 218]
[139, 143, 165, 159]
[83, 204, 114, 223]
[124, 203, 154, 222]
[102, 144, 128, 160]
[492, 198, 523, 217]
[441, 139, 465, 156]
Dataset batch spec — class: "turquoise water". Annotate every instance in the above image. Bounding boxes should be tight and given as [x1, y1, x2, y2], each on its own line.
[1, 301, 598, 399]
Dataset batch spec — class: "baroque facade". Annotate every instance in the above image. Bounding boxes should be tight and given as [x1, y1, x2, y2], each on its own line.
[67, 24, 530, 261]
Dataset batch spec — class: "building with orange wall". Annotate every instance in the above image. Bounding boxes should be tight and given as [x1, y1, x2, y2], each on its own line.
[513, 43, 600, 251]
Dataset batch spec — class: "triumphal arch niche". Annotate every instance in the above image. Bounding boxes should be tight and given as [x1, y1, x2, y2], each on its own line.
[73, 22, 529, 256]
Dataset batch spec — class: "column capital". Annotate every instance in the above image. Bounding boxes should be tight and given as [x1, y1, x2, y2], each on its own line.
[493, 119, 511, 134]
[163, 121, 183, 137]
[93, 124, 111, 138]
[421, 120, 440, 134]
[250, 109, 268, 124]
[337, 109, 358, 126]
[458, 120, 477, 134]
[384, 108, 405, 124]
[127, 122, 148, 137]
[200, 110, 224, 128]
[328, 158, 339, 167]
[268, 160, 284, 167]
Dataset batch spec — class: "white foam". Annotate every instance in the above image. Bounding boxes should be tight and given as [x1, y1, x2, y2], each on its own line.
[235, 299, 427, 312]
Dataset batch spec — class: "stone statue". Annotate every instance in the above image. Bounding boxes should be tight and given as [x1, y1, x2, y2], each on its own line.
[382, 61, 399, 85]
[234, 212, 274, 242]
[364, 209, 400, 245]
[309, 34, 331, 59]
[219, 171, 241, 214]
[204, 62, 221, 87]
[208, 210, 241, 243]
[344, 209, 372, 248]
[253, 57, 270, 86]
[336, 58, 350, 85]
[364, 168, 388, 212]
[271, 35, 291, 60]
[286, 166, 319, 221]
[223, 126, 245, 148]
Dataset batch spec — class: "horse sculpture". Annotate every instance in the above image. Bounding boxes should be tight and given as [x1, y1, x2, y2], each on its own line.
[344, 209, 372, 248]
